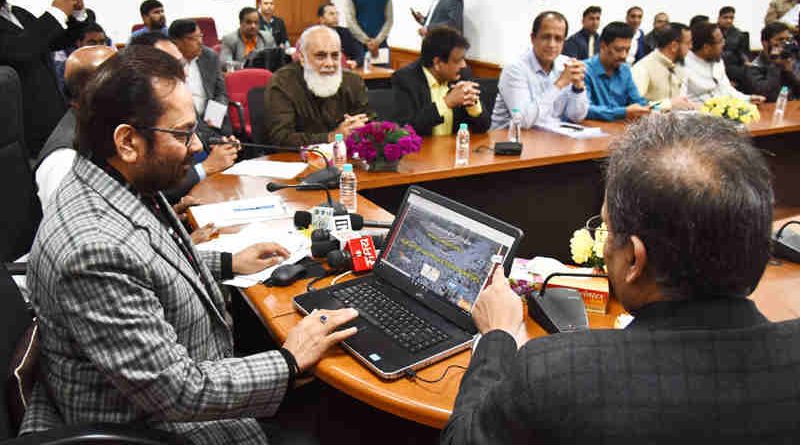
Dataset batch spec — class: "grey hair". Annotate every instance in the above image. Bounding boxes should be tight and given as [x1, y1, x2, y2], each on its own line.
[604, 113, 773, 300]
[298, 25, 340, 55]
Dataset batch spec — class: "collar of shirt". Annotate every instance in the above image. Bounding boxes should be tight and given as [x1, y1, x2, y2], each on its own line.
[654, 50, 677, 71]
[422, 65, 448, 89]
[0, 2, 22, 29]
[586, 54, 619, 79]
[527, 49, 566, 78]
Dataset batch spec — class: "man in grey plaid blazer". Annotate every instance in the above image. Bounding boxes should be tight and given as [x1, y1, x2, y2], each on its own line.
[442, 114, 800, 444]
[22, 45, 359, 444]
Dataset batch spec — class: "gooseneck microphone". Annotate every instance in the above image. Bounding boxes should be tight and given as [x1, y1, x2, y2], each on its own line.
[208, 138, 340, 187]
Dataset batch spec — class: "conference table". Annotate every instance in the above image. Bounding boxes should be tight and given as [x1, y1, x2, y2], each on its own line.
[190, 104, 800, 428]
[261, 101, 800, 259]
[352, 65, 394, 89]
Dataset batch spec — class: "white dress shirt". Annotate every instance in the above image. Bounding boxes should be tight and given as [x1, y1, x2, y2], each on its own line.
[684, 51, 748, 103]
[626, 28, 644, 65]
[186, 58, 208, 115]
[0, 2, 69, 29]
[36, 148, 76, 212]
[491, 49, 589, 130]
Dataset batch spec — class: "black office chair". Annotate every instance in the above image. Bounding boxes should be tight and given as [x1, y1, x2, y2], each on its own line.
[476, 77, 499, 117]
[367, 88, 395, 122]
[0, 67, 41, 263]
[248, 86, 268, 146]
[244, 48, 289, 73]
[0, 265, 191, 444]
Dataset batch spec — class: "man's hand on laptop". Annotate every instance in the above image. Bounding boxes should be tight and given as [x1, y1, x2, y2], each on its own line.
[473, 267, 526, 349]
[283, 308, 359, 372]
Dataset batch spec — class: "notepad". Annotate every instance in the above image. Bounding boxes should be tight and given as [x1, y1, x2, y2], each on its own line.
[203, 99, 227, 129]
[195, 222, 311, 288]
[222, 160, 308, 179]
[535, 122, 608, 139]
[189, 196, 290, 228]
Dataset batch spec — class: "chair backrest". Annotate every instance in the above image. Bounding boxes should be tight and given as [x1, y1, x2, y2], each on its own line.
[0, 67, 41, 263]
[192, 17, 219, 47]
[476, 77, 499, 117]
[131, 23, 145, 34]
[244, 48, 288, 72]
[225, 69, 272, 137]
[0, 265, 35, 439]
[367, 88, 395, 122]
[248, 86, 268, 145]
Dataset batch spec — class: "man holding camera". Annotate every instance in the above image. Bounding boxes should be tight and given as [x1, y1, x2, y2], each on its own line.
[747, 21, 800, 102]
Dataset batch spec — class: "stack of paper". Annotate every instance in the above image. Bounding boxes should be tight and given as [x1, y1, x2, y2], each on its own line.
[189, 195, 290, 228]
[195, 222, 311, 288]
[222, 160, 308, 179]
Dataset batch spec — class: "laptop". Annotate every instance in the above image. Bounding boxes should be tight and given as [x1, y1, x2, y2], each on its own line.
[294, 186, 524, 379]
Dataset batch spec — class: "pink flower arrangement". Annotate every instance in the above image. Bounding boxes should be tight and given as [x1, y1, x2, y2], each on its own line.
[345, 121, 422, 163]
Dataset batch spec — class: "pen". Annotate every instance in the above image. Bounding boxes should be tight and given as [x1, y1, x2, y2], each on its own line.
[232, 205, 275, 212]
[560, 123, 584, 131]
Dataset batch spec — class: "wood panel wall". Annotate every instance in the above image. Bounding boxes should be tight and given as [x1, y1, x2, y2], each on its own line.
[389, 47, 501, 79]
[257, 0, 320, 43]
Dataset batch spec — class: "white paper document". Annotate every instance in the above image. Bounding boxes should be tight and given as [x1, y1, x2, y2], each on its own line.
[222, 160, 308, 179]
[189, 196, 290, 228]
[203, 99, 227, 129]
[535, 121, 608, 139]
[195, 222, 311, 288]
[374, 47, 390, 65]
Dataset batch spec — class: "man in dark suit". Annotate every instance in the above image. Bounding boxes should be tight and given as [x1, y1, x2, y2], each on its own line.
[563, 5, 601, 60]
[168, 19, 238, 203]
[719, 6, 751, 88]
[318, 2, 364, 67]
[412, 0, 463, 36]
[258, 0, 289, 48]
[392, 26, 489, 136]
[0, 0, 88, 158]
[442, 113, 800, 444]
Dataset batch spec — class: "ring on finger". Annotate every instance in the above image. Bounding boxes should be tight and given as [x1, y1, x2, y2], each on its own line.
[319, 314, 328, 324]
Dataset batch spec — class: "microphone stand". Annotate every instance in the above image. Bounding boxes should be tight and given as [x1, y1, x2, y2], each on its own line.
[209, 138, 341, 188]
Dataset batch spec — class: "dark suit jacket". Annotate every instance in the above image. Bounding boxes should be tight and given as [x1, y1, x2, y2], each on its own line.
[0, 7, 69, 158]
[442, 298, 800, 444]
[35, 107, 75, 172]
[391, 60, 490, 136]
[335, 26, 365, 66]
[722, 26, 751, 86]
[744, 54, 800, 102]
[426, 0, 463, 33]
[563, 28, 600, 61]
[259, 14, 288, 46]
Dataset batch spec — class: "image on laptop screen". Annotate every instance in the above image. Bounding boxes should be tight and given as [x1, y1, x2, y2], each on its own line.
[380, 193, 516, 312]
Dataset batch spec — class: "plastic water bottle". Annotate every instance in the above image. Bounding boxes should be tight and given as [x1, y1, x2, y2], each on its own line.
[508, 108, 522, 142]
[363, 51, 372, 73]
[339, 164, 357, 213]
[774, 86, 789, 121]
[333, 133, 347, 168]
[455, 123, 470, 167]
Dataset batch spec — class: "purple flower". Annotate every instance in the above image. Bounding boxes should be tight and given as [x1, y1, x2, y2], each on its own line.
[383, 143, 402, 161]
[343, 120, 421, 163]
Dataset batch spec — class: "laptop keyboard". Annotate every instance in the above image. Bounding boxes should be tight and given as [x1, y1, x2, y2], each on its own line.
[331, 282, 449, 353]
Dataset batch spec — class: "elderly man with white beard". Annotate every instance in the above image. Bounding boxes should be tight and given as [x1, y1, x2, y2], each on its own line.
[265, 25, 372, 146]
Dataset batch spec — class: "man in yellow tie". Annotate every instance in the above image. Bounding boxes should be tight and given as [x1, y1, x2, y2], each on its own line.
[392, 26, 489, 136]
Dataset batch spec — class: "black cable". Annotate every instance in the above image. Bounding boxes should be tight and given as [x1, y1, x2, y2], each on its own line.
[306, 271, 336, 292]
[404, 365, 468, 383]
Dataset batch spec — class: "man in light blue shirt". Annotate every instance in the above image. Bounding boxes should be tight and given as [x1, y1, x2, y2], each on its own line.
[492, 11, 589, 129]
[584, 21, 650, 121]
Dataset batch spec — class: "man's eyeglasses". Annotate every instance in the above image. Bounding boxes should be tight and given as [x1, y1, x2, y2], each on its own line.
[584, 214, 608, 234]
[137, 122, 199, 147]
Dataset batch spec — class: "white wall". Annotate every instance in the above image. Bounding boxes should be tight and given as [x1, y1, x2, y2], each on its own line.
[385, 0, 769, 66]
[16, 0, 770, 66]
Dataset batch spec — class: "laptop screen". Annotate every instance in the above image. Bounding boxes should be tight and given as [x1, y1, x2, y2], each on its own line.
[380, 193, 516, 313]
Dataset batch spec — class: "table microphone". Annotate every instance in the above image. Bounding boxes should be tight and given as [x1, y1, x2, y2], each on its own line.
[267, 182, 347, 215]
[527, 272, 605, 334]
[208, 137, 340, 187]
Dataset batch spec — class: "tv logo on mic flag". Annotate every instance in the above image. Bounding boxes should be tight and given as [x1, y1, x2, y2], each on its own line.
[345, 236, 378, 272]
